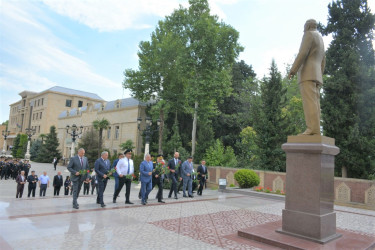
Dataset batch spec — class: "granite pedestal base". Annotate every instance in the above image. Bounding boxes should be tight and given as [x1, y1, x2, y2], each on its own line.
[278, 136, 341, 244]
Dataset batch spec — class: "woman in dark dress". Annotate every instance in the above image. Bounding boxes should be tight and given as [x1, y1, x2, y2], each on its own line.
[64, 176, 71, 195]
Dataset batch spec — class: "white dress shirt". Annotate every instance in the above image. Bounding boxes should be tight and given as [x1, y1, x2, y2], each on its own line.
[116, 157, 134, 176]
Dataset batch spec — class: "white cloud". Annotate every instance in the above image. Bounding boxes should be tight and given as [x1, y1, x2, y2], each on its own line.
[0, 1, 119, 90]
[41, 0, 239, 32]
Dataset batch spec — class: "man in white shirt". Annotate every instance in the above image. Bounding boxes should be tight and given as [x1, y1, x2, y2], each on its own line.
[38, 171, 50, 197]
[113, 149, 134, 204]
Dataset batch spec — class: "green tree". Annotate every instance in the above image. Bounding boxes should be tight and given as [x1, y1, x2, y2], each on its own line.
[39, 133, 47, 143]
[30, 140, 42, 161]
[124, 0, 242, 158]
[175, 0, 243, 157]
[36, 126, 61, 163]
[283, 96, 305, 135]
[252, 60, 289, 172]
[320, 0, 375, 178]
[92, 118, 110, 158]
[236, 126, 258, 167]
[213, 60, 257, 153]
[11, 134, 20, 157]
[16, 134, 28, 158]
[119, 139, 135, 151]
[77, 129, 101, 169]
[204, 139, 237, 167]
[1, 120, 8, 130]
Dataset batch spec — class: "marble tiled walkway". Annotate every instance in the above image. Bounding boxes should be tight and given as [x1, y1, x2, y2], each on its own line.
[0, 162, 374, 249]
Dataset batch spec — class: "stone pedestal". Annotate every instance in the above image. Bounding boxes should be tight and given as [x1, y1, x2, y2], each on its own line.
[276, 135, 342, 244]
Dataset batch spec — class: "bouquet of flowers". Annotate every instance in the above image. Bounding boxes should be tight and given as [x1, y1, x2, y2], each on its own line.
[107, 167, 117, 177]
[154, 161, 169, 176]
[174, 160, 182, 173]
[191, 171, 198, 179]
[125, 174, 133, 180]
[79, 169, 91, 176]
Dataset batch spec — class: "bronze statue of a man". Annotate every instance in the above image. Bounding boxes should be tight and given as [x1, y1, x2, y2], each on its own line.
[288, 19, 325, 135]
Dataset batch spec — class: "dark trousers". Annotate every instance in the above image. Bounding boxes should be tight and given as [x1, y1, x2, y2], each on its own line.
[83, 183, 90, 195]
[97, 178, 107, 205]
[168, 174, 178, 198]
[113, 175, 119, 193]
[64, 186, 70, 195]
[178, 179, 183, 191]
[16, 184, 24, 198]
[91, 184, 97, 195]
[114, 177, 131, 202]
[40, 184, 47, 196]
[198, 178, 206, 195]
[72, 180, 83, 205]
[153, 179, 163, 201]
[54, 186, 61, 196]
[54, 163, 57, 171]
[28, 186, 36, 197]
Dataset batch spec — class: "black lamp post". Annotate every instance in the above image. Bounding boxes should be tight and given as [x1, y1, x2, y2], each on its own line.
[66, 124, 83, 157]
[137, 117, 160, 155]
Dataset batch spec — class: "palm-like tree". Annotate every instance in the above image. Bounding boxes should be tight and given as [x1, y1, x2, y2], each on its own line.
[92, 118, 110, 157]
[39, 133, 47, 143]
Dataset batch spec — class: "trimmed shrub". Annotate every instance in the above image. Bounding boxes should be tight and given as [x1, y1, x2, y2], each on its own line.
[234, 169, 260, 188]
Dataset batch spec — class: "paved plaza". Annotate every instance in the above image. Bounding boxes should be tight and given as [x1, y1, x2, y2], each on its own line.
[0, 162, 374, 249]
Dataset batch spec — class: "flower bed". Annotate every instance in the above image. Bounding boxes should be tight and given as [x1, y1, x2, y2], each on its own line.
[255, 186, 285, 195]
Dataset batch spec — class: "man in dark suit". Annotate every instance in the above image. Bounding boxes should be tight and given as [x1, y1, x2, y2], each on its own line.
[67, 148, 89, 209]
[27, 170, 38, 197]
[140, 154, 153, 205]
[197, 160, 208, 196]
[94, 151, 111, 208]
[168, 152, 181, 199]
[16, 170, 26, 198]
[53, 171, 64, 196]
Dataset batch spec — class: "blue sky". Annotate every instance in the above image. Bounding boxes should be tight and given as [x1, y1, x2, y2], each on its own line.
[1, 0, 374, 123]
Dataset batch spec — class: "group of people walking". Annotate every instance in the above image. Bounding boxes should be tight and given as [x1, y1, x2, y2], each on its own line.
[67, 148, 208, 209]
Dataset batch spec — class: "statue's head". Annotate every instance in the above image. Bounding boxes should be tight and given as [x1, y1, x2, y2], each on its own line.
[304, 19, 318, 32]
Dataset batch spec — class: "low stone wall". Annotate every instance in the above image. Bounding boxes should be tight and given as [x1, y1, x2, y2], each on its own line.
[207, 167, 375, 209]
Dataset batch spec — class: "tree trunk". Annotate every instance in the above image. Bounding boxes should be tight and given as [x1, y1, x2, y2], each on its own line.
[98, 129, 103, 158]
[158, 108, 164, 155]
[191, 101, 198, 157]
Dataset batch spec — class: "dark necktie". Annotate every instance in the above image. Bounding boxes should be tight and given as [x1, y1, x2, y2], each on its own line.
[127, 159, 130, 174]
[80, 157, 83, 166]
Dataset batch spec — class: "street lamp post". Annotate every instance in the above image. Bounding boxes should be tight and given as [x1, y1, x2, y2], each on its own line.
[66, 124, 83, 157]
[24, 128, 36, 160]
[1, 130, 10, 156]
[137, 117, 160, 155]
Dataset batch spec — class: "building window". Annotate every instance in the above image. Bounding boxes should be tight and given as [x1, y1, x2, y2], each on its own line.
[38, 126, 40, 133]
[41, 98, 44, 106]
[33, 113, 35, 120]
[107, 127, 111, 139]
[36, 113, 38, 120]
[66, 100, 72, 107]
[115, 126, 119, 139]
[40, 112, 42, 119]
[78, 100, 83, 107]
[38, 99, 40, 106]
[23, 100, 26, 107]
